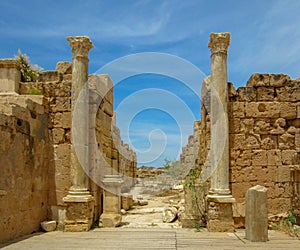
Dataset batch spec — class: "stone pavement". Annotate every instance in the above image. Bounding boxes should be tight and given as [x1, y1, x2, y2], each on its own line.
[1, 228, 299, 250]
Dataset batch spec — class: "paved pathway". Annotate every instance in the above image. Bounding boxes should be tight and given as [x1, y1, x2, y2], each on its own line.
[1, 228, 299, 250]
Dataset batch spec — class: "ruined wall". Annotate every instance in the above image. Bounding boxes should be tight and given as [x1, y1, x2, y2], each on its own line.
[89, 74, 136, 214]
[0, 58, 137, 242]
[229, 74, 300, 226]
[181, 120, 207, 227]
[0, 94, 49, 243]
[19, 63, 73, 230]
[181, 73, 300, 228]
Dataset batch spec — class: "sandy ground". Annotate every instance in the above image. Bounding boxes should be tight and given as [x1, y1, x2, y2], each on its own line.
[121, 189, 184, 229]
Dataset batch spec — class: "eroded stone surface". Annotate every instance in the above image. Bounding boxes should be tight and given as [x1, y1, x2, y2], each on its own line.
[245, 185, 268, 242]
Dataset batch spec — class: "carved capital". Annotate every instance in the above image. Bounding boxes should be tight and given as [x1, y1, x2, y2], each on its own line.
[208, 32, 230, 55]
[67, 36, 94, 59]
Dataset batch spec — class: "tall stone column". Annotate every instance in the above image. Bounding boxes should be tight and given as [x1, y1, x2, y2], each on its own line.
[206, 32, 235, 232]
[63, 36, 94, 232]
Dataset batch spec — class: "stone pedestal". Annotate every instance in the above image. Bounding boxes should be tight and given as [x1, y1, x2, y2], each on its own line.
[245, 185, 268, 242]
[206, 33, 236, 232]
[100, 175, 123, 227]
[63, 194, 94, 232]
[0, 59, 20, 94]
[206, 196, 235, 232]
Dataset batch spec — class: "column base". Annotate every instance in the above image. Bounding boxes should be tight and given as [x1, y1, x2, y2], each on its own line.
[181, 214, 204, 228]
[100, 213, 122, 227]
[63, 193, 94, 232]
[206, 195, 236, 232]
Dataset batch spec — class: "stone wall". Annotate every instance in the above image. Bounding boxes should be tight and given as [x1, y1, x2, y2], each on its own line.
[19, 63, 73, 230]
[229, 74, 300, 226]
[0, 94, 49, 243]
[181, 73, 300, 228]
[0, 58, 137, 242]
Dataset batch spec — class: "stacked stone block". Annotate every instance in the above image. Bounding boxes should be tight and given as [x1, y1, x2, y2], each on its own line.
[181, 73, 299, 228]
[0, 55, 137, 241]
[0, 59, 50, 243]
[229, 74, 300, 226]
[19, 63, 73, 229]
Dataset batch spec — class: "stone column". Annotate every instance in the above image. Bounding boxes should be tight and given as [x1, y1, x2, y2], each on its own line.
[63, 36, 94, 232]
[206, 32, 235, 232]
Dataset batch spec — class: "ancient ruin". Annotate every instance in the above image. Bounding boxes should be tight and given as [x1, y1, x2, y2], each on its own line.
[0, 32, 299, 244]
[181, 34, 300, 233]
[0, 36, 137, 242]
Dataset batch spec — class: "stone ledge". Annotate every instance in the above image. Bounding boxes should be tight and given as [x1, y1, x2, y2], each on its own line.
[207, 195, 236, 203]
[63, 194, 94, 203]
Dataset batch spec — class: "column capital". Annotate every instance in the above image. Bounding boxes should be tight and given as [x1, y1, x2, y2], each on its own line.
[67, 36, 94, 58]
[208, 32, 230, 55]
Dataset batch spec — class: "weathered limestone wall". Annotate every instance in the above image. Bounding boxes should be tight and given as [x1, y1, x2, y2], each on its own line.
[0, 55, 137, 241]
[19, 63, 73, 230]
[0, 94, 49, 242]
[229, 74, 300, 226]
[181, 73, 300, 228]
[181, 121, 207, 227]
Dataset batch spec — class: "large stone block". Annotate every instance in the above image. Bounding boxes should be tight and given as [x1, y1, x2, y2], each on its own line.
[276, 166, 292, 182]
[279, 102, 297, 120]
[276, 86, 300, 102]
[269, 74, 290, 87]
[228, 102, 245, 118]
[88, 74, 113, 104]
[50, 97, 71, 112]
[281, 150, 296, 165]
[252, 150, 267, 166]
[229, 134, 246, 149]
[235, 150, 251, 167]
[245, 102, 280, 118]
[38, 71, 62, 82]
[52, 128, 65, 144]
[257, 87, 275, 101]
[267, 150, 282, 166]
[63, 196, 94, 232]
[100, 213, 122, 227]
[246, 74, 270, 87]
[53, 112, 71, 128]
[254, 120, 271, 135]
[245, 185, 268, 242]
[0, 59, 20, 93]
[206, 198, 235, 232]
[56, 62, 72, 74]
[237, 87, 256, 102]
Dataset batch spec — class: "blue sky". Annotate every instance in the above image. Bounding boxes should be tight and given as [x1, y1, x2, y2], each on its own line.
[1, 0, 300, 167]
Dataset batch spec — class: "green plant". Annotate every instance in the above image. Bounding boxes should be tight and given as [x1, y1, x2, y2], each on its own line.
[91, 219, 100, 229]
[27, 87, 42, 95]
[183, 166, 207, 229]
[195, 222, 203, 232]
[271, 223, 279, 230]
[283, 214, 297, 228]
[163, 158, 183, 179]
[15, 49, 42, 82]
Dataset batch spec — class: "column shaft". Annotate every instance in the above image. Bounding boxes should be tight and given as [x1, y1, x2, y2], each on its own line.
[208, 32, 231, 196]
[68, 36, 94, 193]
